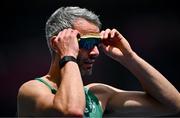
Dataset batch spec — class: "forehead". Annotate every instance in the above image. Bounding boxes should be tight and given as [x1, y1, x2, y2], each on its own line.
[73, 18, 100, 35]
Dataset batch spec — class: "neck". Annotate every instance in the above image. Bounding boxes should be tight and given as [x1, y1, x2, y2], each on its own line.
[46, 55, 88, 87]
[46, 56, 61, 87]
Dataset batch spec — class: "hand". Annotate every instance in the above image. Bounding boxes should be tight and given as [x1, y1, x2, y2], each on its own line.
[52, 28, 80, 59]
[100, 28, 134, 63]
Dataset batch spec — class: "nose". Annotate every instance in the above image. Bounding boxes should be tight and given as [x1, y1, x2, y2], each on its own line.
[89, 46, 99, 57]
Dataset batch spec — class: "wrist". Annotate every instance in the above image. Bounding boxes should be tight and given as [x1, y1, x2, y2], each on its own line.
[122, 51, 139, 68]
[59, 56, 77, 69]
[60, 53, 77, 60]
[119, 51, 137, 66]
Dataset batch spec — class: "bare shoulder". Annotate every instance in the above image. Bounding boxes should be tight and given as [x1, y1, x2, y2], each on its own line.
[17, 79, 55, 116]
[86, 83, 124, 94]
[17, 79, 52, 108]
[86, 83, 125, 112]
[18, 79, 51, 98]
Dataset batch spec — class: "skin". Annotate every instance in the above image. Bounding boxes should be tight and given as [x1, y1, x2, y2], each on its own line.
[17, 18, 180, 117]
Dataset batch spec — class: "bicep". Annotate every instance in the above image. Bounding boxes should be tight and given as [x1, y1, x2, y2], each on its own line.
[34, 93, 61, 116]
[106, 91, 173, 116]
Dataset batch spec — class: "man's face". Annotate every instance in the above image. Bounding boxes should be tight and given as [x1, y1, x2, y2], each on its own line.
[73, 18, 100, 77]
[77, 46, 99, 77]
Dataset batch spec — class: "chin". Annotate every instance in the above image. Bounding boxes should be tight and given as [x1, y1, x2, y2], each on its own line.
[81, 68, 93, 77]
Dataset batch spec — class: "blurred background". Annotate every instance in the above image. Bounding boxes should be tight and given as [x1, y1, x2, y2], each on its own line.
[0, 0, 180, 116]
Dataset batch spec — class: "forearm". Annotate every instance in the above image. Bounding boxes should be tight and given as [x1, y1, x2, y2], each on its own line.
[54, 62, 85, 115]
[121, 52, 180, 110]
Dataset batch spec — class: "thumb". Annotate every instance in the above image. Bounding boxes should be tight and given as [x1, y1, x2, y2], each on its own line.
[99, 43, 111, 53]
[99, 43, 106, 51]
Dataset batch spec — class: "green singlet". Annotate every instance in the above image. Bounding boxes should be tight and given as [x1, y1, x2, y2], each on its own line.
[35, 78, 103, 118]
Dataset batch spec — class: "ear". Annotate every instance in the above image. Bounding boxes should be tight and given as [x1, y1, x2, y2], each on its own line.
[49, 36, 58, 52]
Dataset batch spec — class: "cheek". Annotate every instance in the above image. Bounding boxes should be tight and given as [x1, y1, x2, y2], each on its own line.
[78, 50, 89, 66]
[78, 49, 89, 59]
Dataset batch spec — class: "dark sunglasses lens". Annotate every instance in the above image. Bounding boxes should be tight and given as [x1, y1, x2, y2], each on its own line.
[79, 38, 101, 50]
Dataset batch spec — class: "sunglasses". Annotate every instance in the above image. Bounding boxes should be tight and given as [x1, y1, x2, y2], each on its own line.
[78, 34, 101, 50]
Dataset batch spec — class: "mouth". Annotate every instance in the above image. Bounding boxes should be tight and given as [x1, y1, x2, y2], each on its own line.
[84, 60, 95, 64]
[83, 60, 95, 69]
[85, 64, 93, 69]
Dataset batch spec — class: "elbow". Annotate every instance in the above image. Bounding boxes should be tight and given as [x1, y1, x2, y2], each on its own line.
[53, 100, 84, 117]
[172, 98, 180, 114]
[173, 104, 180, 115]
[170, 106, 180, 116]
[65, 106, 84, 117]
[166, 102, 180, 115]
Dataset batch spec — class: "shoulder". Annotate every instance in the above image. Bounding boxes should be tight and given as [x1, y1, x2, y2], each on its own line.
[17, 78, 62, 116]
[18, 79, 47, 94]
[17, 79, 52, 102]
[86, 83, 125, 112]
[86, 83, 124, 95]
[18, 80, 37, 97]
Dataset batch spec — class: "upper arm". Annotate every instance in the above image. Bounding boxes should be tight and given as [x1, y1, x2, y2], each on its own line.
[17, 80, 61, 116]
[105, 87, 177, 116]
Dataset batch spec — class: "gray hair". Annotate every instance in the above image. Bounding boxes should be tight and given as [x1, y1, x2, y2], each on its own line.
[45, 6, 102, 57]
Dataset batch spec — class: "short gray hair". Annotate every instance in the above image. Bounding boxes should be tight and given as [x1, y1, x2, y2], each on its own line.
[45, 6, 102, 56]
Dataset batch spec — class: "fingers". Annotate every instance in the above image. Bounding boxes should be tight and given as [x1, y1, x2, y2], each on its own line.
[63, 29, 79, 38]
[100, 29, 112, 39]
[54, 28, 79, 42]
[100, 28, 117, 46]
[52, 28, 80, 54]
[104, 29, 111, 39]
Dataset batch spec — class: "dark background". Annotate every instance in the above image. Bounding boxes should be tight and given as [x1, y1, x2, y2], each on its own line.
[1, 0, 180, 116]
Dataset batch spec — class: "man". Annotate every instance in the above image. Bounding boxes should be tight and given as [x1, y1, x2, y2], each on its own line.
[17, 6, 180, 117]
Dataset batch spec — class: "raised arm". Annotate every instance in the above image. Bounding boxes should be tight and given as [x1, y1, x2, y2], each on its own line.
[48, 28, 85, 116]
[122, 49, 180, 110]
[100, 28, 180, 116]
[17, 29, 85, 117]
